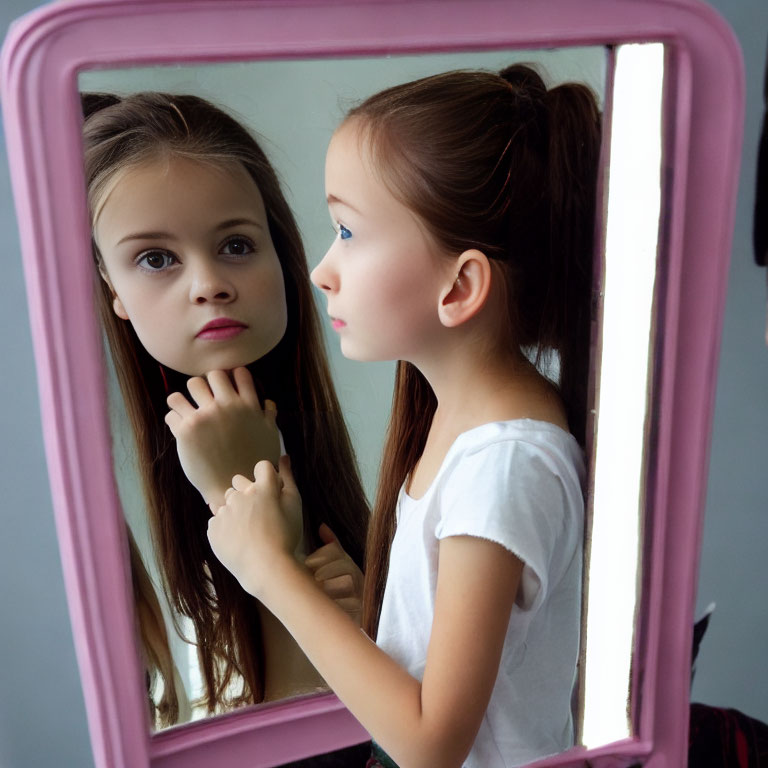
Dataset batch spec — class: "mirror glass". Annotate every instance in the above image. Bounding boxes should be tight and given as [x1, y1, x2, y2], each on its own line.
[79, 45, 612, 736]
[79, 45, 608, 499]
[75, 40, 664, 761]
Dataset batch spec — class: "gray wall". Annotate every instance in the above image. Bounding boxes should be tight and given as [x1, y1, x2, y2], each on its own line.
[0, 2, 765, 767]
[0, 2, 96, 766]
[691, 3, 768, 718]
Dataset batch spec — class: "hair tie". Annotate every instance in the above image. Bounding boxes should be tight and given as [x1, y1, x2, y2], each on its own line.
[498, 65, 549, 133]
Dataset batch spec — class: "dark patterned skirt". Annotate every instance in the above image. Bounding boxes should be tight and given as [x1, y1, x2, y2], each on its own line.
[365, 741, 399, 768]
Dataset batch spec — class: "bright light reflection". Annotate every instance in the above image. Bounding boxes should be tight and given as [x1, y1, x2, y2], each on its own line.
[581, 43, 664, 748]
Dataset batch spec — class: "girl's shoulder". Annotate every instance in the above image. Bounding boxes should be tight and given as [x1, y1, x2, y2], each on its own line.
[405, 419, 584, 505]
[450, 418, 582, 465]
[409, 418, 585, 502]
[430, 419, 585, 573]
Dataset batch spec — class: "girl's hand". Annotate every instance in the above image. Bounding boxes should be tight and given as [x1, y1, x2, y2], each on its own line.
[208, 456, 303, 598]
[165, 367, 280, 507]
[304, 524, 364, 626]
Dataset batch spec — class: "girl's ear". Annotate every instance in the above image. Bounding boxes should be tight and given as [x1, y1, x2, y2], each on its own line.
[437, 249, 492, 328]
[98, 262, 130, 321]
[97, 261, 109, 284]
[112, 295, 130, 320]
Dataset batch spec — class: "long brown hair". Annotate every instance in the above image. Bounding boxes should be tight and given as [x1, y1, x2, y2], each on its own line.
[82, 93, 369, 718]
[128, 528, 180, 727]
[353, 66, 601, 638]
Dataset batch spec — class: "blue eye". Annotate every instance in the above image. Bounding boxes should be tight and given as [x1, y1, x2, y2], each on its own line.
[339, 224, 352, 241]
[137, 249, 177, 272]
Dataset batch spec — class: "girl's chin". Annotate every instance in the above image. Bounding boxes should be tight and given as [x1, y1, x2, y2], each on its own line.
[162, 357, 261, 378]
[152, 340, 286, 377]
[339, 338, 392, 363]
[151, 334, 285, 378]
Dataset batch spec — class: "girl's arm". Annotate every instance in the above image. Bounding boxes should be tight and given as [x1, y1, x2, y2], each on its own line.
[209, 460, 522, 768]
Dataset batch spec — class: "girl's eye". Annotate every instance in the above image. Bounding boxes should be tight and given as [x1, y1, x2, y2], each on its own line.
[221, 236, 255, 257]
[137, 249, 176, 271]
[339, 224, 352, 241]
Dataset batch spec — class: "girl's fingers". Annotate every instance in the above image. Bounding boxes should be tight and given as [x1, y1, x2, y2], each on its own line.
[320, 573, 357, 599]
[333, 597, 362, 615]
[164, 410, 182, 435]
[206, 369, 236, 401]
[253, 459, 284, 493]
[304, 543, 340, 569]
[231, 473, 252, 492]
[277, 455, 297, 493]
[232, 366, 261, 407]
[166, 391, 197, 417]
[312, 560, 353, 583]
[186, 375, 214, 407]
[318, 523, 337, 545]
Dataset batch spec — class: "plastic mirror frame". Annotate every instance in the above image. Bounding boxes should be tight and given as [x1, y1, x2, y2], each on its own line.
[0, 0, 743, 766]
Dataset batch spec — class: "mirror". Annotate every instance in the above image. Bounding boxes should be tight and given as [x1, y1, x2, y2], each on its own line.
[80, 47, 607, 506]
[0, 0, 743, 766]
[77, 46, 608, 731]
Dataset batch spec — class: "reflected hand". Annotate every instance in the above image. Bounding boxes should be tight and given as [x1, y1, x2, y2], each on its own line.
[165, 367, 280, 506]
[208, 456, 303, 597]
[304, 524, 364, 626]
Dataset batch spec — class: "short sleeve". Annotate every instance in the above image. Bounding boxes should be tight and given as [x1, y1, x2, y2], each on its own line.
[434, 437, 580, 613]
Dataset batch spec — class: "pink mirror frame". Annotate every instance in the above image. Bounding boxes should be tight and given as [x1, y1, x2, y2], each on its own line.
[1, 0, 743, 766]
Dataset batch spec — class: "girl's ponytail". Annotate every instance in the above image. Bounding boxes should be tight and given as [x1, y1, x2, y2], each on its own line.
[543, 81, 601, 446]
[497, 65, 600, 445]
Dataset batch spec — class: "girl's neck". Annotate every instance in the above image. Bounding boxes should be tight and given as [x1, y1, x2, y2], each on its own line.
[415, 334, 564, 427]
[405, 343, 568, 499]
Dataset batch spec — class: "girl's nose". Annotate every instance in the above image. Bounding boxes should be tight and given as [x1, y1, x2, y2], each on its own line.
[310, 249, 338, 293]
[189, 262, 236, 304]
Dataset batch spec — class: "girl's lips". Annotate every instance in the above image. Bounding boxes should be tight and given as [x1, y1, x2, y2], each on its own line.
[197, 318, 247, 340]
[331, 318, 346, 331]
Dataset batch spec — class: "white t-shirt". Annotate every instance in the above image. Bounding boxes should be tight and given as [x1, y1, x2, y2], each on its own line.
[376, 419, 585, 768]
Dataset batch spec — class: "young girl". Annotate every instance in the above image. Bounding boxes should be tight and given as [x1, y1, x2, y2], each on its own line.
[205, 64, 600, 767]
[82, 92, 369, 726]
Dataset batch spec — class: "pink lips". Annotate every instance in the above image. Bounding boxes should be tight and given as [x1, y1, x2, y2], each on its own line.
[331, 318, 346, 331]
[196, 317, 247, 340]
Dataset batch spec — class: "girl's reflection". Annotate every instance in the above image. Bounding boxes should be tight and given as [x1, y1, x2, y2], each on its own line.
[82, 92, 369, 726]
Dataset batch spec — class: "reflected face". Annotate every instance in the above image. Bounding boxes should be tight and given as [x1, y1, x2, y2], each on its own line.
[94, 156, 288, 376]
[311, 121, 448, 363]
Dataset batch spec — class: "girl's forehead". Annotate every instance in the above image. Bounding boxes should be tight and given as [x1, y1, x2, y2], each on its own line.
[328, 120, 369, 165]
[121, 154, 254, 189]
[326, 121, 389, 198]
[94, 154, 262, 227]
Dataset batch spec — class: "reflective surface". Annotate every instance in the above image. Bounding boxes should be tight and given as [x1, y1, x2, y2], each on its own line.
[79, 40, 663, 746]
[80, 46, 607, 501]
[80, 45, 615, 735]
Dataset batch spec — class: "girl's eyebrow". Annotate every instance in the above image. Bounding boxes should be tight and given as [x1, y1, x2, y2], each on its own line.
[116, 218, 263, 246]
[117, 230, 175, 246]
[215, 217, 264, 232]
[327, 194, 361, 215]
